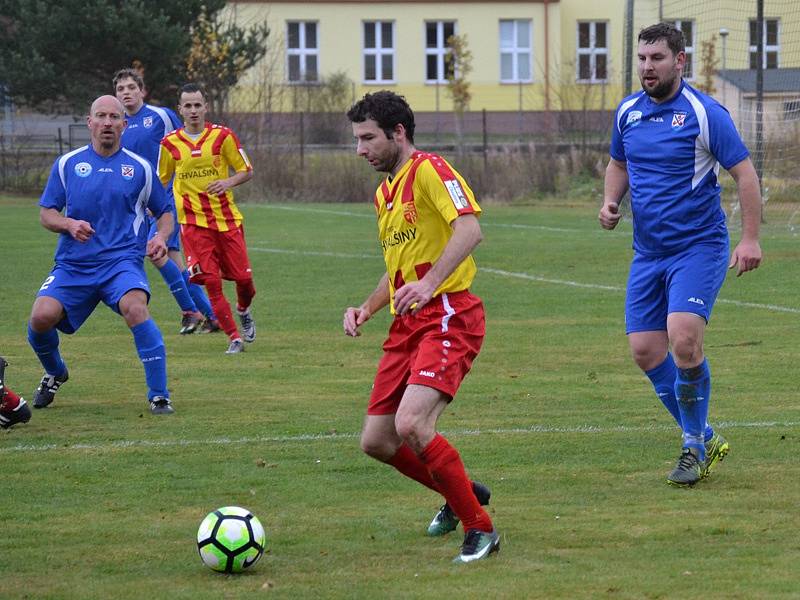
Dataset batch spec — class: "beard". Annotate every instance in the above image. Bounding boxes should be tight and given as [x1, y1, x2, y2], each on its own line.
[641, 73, 679, 100]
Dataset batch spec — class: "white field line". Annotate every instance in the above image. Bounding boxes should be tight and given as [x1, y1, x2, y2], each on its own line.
[2, 420, 797, 454]
[247, 248, 800, 315]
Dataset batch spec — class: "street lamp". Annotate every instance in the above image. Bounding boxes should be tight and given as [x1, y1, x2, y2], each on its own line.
[719, 28, 729, 107]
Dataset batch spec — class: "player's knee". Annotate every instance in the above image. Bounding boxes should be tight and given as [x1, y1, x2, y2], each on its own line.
[671, 335, 702, 366]
[29, 312, 57, 333]
[360, 432, 392, 461]
[121, 301, 150, 326]
[150, 254, 169, 268]
[630, 345, 664, 371]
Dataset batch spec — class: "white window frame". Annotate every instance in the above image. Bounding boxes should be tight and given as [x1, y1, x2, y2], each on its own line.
[425, 21, 456, 84]
[749, 18, 780, 69]
[667, 19, 694, 80]
[499, 19, 533, 83]
[363, 21, 395, 84]
[576, 21, 608, 83]
[286, 21, 319, 83]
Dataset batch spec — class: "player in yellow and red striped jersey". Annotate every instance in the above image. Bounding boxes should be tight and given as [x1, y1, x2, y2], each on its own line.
[157, 84, 257, 354]
[344, 91, 499, 564]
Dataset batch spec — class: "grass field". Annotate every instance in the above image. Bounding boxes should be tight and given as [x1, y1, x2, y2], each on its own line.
[1, 196, 799, 599]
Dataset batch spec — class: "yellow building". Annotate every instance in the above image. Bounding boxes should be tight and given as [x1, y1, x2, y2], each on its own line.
[226, 0, 800, 118]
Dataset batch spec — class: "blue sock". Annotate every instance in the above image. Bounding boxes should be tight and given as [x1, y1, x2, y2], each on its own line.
[131, 319, 168, 400]
[675, 359, 711, 461]
[183, 270, 215, 319]
[27, 324, 67, 376]
[646, 353, 714, 442]
[159, 259, 197, 313]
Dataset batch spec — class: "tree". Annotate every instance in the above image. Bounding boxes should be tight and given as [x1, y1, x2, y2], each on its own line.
[444, 34, 473, 149]
[0, 0, 226, 114]
[696, 34, 719, 96]
[185, 6, 269, 118]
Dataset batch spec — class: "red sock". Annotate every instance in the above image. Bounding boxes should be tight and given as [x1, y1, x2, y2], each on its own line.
[420, 434, 493, 532]
[386, 443, 441, 494]
[2, 388, 21, 410]
[235, 279, 256, 312]
[205, 278, 239, 340]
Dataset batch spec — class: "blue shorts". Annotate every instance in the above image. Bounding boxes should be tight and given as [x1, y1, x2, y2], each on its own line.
[625, 242, 729, 334]
[148, 190, 180, 251]
[36, 259, 151, 334]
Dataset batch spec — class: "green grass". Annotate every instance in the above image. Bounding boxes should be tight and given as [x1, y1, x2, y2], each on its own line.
[1, 196, 799, 599]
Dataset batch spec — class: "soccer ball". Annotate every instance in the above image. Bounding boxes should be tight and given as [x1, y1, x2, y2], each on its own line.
[197, 506, 266, 573]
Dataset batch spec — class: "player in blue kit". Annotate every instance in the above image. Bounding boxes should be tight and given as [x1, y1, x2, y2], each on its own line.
[599, 23, 762, 486]
[27, 95, 176, 415]
[113, 68, 218, 335]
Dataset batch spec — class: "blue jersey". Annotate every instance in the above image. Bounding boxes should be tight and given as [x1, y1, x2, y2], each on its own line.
[40, 145, 169, 266]
[610, 80, 749, 256]
[121, 103, 181, 166]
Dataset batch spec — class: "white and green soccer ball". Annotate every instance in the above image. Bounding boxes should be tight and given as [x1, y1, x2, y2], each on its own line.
[197, 506, 266, 573]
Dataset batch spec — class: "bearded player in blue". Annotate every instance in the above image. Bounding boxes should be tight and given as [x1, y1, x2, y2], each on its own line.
[599, 23, 763, 486]
[27, 95, 175, 415]
[113, 68, 217, 335]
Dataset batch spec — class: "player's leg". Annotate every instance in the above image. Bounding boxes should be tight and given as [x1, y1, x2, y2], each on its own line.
[148, 218, 203, 334]
[183, 225, 242, 352]
[665, 243, 730, 485]
[219, 227, 256, 343]
[109, 265, 173, 415]
[0, 356, 31, 429]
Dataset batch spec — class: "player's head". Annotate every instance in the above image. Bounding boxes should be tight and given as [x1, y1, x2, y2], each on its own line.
[347, 91, 415, 175]
[178, 83, 208, 132]
[88, 95, 126, 153]
[637, 23, 686, 101]
[113, 68, 145, 115]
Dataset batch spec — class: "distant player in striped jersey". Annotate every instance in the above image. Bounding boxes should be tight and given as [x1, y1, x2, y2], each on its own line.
[27, 95, 175, 415]
[113, 68, 217, 335]
[158, 84, 256, 354]
[599, 23, 762, 486]
[0, 356, 31, 429]
[344, 91, 499, 564]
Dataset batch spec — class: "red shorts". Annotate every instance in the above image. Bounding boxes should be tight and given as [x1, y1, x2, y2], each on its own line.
[181, 224, 253, 283]
[368, 290, 485, 415]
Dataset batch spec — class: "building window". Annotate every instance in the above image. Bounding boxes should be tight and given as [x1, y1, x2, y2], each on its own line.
[577, 21, 608, 82]
[425, 21, 456, 83]
[499, 19, 532, 83]
[363, 21, 395, 83]
[286, 22, 318, 83]
[749, 18, 780, 69]
[666, 20, 694, 79]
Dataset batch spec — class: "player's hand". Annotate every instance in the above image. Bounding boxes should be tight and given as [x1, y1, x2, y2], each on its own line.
[206, 179, 229, 196]
[67, 219, 95, 242]
[343, 306, 371, 337]
[393, 280, 435, 316]
[728, 238, 762, 277]
[146, 236, 168, 261]
[598, 202, 621, 230]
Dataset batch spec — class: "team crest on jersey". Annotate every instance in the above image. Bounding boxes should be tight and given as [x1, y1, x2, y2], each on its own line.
[671, 112, 687, 128]
[74, 162, 92, 177]
[143, 116, 153, 128]
[121, 164, 135, 179]
[213, 155, 221, 168]
[403, 202, 418, 224]
[626, 110, 643, 127]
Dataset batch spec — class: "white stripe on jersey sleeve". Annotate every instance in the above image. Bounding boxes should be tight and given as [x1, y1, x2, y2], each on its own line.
[57, 145, 89, 189]
[122, 148, 153, 236]
[681, 87, 720, 190]
[146, 104, 178, 137]
[616, 95, 642, 134]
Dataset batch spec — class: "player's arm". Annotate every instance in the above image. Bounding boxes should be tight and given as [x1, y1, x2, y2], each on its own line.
[157, 142, 176, 187]
[343, 273, 390, 337]
[207, 132, 253, 196]
[599, 158, 628, 230]
[727, 157, 762, 276]
[207, 169, 253, 196]
[393, 213, 482, 316]
[39, 207, 94, 242]
[146, 210, 173, 261]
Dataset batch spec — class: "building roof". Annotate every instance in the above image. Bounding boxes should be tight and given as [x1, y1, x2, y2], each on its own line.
[718, 68, 800, 93]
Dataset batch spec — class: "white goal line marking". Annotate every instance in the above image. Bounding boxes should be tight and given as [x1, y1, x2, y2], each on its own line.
[247, 247, 800, 315]
[2, 420, 796, 454]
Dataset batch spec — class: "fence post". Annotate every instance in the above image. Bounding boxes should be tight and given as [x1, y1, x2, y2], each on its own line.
[57, 127, 63, 155]
[482, 108, 488, 173]
[299, 111, 305, 170]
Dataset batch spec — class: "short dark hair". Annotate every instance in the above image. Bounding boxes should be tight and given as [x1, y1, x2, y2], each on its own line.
[179, 83, 206, 102]
[638, 23, 685, 56]
[346, 91, 415, 143]
[112, 68, 144, 91]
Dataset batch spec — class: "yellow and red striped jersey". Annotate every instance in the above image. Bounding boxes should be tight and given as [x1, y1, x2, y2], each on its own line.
[158, 122, 252, 231]
[374, 151, 481, 313]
